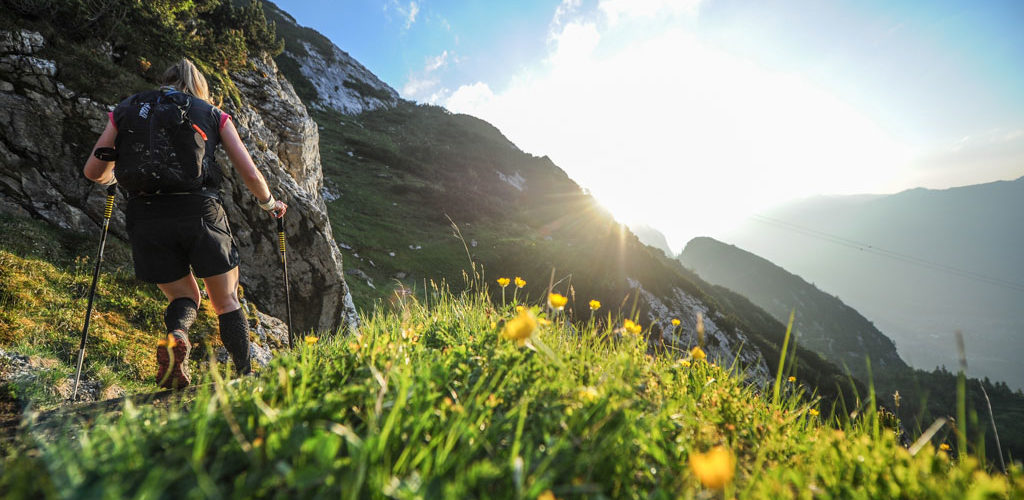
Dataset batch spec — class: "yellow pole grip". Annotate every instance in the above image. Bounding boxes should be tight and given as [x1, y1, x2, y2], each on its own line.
[103, 194, 115, 219]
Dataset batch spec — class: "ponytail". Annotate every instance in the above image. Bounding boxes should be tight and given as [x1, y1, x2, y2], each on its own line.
[160, 59, 210, 102]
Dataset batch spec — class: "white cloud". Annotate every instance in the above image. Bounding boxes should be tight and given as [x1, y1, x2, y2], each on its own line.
[402, 76, 439, 98]
[443, 4, 912, 250]
[902, 128, 1024, 189]
[401, 50, 455, 100]
[547, 21, 600, 69]
[406, 2, 420, 29]
[949, 128, 1024, 153]
[426, 50, 449, 72]
[386, 1, 420, 30]
[447, 82, 495, 111]
[599, 0, 703, 26]
[552, 0, 583, 28]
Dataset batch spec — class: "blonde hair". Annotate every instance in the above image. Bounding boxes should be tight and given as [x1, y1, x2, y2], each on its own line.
[160, 59, 210, 102]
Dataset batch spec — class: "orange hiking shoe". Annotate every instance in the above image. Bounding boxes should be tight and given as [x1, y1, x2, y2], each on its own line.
[156, 330, 191, 389]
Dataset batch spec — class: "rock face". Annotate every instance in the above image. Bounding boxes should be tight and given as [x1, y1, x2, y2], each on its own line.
[220, 54, 359, 334]
[262, 1, 401, 114]
[285, 39, 400, 114]
[630, 279, 772, 384]
[0, 29, 358, 336]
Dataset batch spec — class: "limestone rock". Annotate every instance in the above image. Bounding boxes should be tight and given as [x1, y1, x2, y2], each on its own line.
[0, 29, 45, 55]
[0, 30, 359, 339]
[223, 54, 359, 335]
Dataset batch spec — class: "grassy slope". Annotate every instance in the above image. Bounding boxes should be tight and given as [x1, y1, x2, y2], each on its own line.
[315, 103, 859, 405]
[1, 285, 1019, 498]
[0, 214, 233, 410]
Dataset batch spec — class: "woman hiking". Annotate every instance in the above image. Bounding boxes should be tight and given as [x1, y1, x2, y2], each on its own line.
[83, 58, 287, 388]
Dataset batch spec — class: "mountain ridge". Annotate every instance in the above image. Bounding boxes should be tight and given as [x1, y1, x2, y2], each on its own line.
[679, 235, 1024, 462]
[720, 176, 1024, 389]
[680, 236, 908, 380]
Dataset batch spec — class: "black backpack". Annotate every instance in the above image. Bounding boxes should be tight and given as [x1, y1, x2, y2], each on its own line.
[113, 89, 209, 195]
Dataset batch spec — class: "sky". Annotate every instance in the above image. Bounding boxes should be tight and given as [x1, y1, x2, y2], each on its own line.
[272, 0, 1024, 252]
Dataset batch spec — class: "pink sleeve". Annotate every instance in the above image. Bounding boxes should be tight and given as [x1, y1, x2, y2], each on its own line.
[108, 111, 117, 131]
[219, 113, 232, 130]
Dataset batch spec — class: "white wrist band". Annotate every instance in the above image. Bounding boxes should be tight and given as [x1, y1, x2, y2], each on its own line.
[259, 195, 276, 211]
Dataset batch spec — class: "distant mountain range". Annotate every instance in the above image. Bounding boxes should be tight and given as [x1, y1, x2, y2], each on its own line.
[628, 223, 673, 257]
[680, 237, 908, 382]
[678, 235, 1024, 462]
[715, 177, 1024, 390]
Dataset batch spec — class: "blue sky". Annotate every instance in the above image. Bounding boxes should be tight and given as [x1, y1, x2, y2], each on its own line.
[272, 0, 1024, 250]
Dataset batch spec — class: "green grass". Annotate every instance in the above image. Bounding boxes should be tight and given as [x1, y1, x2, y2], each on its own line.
[0, 214, 225, 409]
[1, 280, 1020, 498]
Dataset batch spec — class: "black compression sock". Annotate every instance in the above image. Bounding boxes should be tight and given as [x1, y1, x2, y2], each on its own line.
[164, 298, 198, 334]
[218, 308, 251, 375]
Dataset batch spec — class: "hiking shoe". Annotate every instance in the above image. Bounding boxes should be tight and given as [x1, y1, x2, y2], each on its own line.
[156, 330, 191, 389]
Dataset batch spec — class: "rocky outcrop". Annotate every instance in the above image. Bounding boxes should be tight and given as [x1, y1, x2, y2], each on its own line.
[0, 29, 118, 234]
[262, 1, 400, 115]
[0, 29, 358, 336]
[221, 54, 359, 334]
[631, 279, 772, 384]
[284, 40, 400, 114]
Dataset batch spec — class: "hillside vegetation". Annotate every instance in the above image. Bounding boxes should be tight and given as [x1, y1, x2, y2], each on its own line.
[0, 0, 282, 106]
[0, 214, 242, 411]
[312, 102, 863, 405]
[2, 280, 1021, 498]
[681, 237, 1024, 463]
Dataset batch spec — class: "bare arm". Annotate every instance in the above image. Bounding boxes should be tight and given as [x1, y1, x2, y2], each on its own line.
[83, 121, 118, 185]
[220, 118, 287, 218]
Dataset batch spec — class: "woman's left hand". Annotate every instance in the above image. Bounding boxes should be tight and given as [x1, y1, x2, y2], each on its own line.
[271, 200, 288, 219]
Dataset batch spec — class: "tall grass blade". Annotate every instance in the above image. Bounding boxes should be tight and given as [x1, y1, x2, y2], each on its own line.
[866, 357, 878, 441]
[978, 381, 1007, 472]
[909, 418, 948, 456]
[955, 330, 968, 458]
[772, 309, 795, 405]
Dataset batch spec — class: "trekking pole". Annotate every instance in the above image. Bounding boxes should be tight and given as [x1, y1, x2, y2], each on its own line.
[72, 183, 117, 401]
[277, 217, 294, 349]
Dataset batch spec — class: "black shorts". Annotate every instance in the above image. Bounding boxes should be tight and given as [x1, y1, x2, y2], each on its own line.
[125, 194, 240, 284]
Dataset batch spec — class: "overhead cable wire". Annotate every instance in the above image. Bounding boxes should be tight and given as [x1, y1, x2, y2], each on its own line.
[748, 214, 1024, 294]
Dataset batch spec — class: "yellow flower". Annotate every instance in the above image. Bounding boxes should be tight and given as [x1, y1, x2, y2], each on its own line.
[514, 276, 526, 288]
[516, 305, 525, 313]
[809, 408, 820, 416]
[589, 299, 601, 311]
[623, 319, 642, 336]
[679, 359, 691, 368]
[671, 318, 680, 326]
[497, 277, 510, 287]
[688, 446, 736, 490]
[537, 491, 556, 500]
[538, 317, 552, 326]
[578, 386, 599, 402]
[501, 308, 537, 347]
[690, 346, 706, 362]
[788, 376, 796, 383]
[548, 293, 568, 311]
[157, 334, 178, 348]
[304, 335, 319, 345]
[939, 443, 951, 451]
